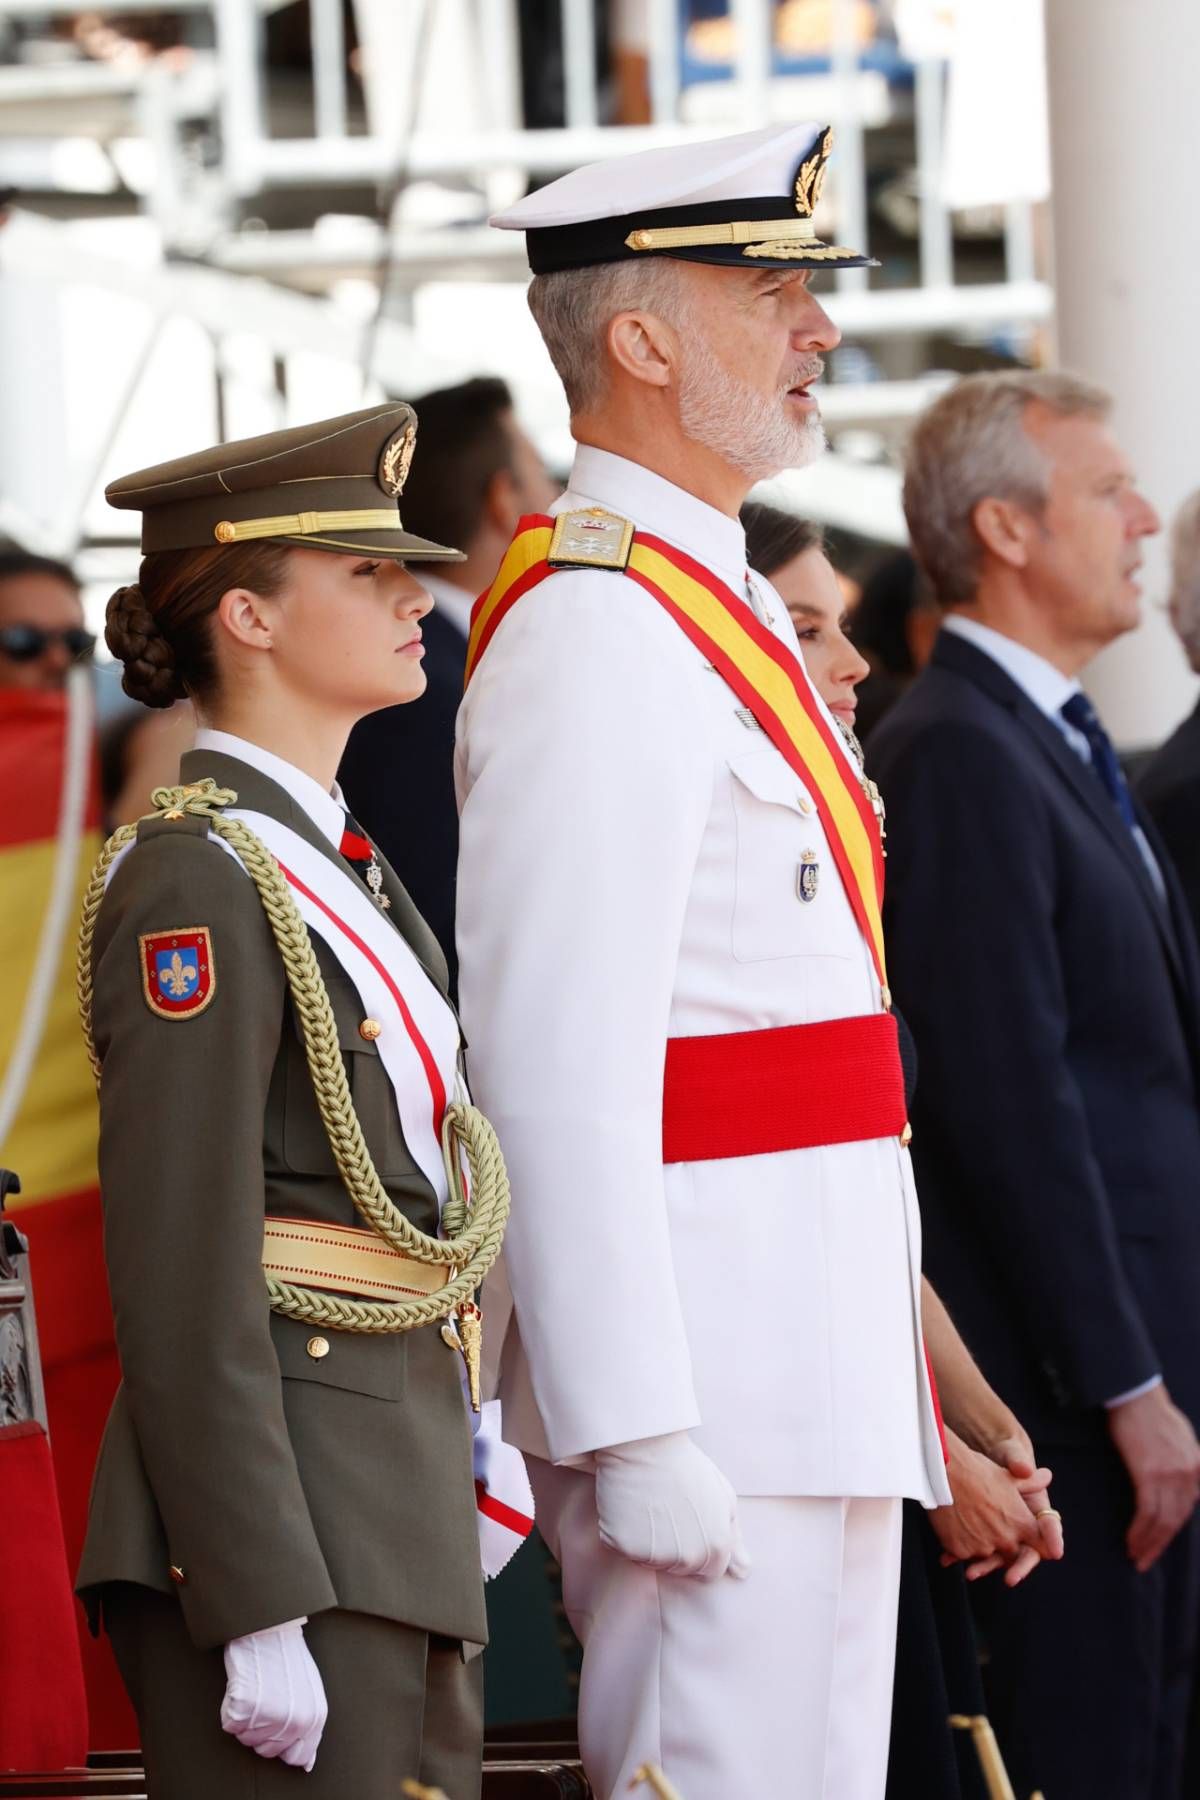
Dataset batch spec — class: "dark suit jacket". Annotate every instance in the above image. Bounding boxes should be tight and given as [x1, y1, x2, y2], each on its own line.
[869, 630, 1200, 1446]
[1139, 694, 1200, 950]
[78, 748, 487, 1652]
[339, 605, 467, 993]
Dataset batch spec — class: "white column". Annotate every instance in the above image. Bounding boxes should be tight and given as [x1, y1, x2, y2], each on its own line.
[1044, 0, 1200, 747]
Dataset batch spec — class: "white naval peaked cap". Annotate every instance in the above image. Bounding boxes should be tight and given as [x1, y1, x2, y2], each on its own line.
[490, 122, 874, 274]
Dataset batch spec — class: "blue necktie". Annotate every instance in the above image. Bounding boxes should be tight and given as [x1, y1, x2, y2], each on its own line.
[1060, 691, 1138, 833]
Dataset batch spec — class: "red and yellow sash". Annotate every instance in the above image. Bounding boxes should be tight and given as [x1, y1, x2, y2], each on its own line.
[466, 515, 888, 988]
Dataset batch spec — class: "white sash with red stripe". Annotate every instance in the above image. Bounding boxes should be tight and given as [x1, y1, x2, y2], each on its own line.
[224, 811, 534, 1574]
[227, 810, 459, 1204]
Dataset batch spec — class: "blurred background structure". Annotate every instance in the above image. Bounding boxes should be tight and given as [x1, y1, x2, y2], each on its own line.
[2, 0, 1200, 1761]
[5, 0, 1193, 748]
[2, 0, 1194, 737]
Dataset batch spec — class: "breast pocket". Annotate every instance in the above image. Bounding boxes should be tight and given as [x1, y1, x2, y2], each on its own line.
[282, 1011, 411, 1181]
[728, 749, 859, 965]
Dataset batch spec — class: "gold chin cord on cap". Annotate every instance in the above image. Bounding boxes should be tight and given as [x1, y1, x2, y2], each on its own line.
[625, 215, 817, 253]
[213, 507, 401, 544]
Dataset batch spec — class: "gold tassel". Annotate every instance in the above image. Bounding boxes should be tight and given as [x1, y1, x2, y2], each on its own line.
[457, 1300, 483, 1411]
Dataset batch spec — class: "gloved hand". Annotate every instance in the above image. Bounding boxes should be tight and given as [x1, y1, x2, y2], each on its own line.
[594, 1431, 751, 1581]
[220, 1617, 328, 1771]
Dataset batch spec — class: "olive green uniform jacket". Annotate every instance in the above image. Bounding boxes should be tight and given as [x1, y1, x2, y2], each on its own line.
[77, 748, 487, 1654]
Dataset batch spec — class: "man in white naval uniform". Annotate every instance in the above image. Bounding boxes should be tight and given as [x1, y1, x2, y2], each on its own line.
[454, 124, 951, 1800]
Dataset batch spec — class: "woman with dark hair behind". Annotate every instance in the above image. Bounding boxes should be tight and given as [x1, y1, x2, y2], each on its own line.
[743, 498, 1063, 1800]
[851, 547, 941, 741]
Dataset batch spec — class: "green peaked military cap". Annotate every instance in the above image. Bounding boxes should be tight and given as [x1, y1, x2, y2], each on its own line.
[105, 402, 464, 563]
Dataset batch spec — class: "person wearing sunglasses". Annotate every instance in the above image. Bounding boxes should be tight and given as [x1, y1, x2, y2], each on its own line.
[0, 551, 94, 690]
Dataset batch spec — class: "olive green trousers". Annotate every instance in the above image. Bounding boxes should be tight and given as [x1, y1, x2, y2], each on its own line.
[104, 1585, 483, 1799]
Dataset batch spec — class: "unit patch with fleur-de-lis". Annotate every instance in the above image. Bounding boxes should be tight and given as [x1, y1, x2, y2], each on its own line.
[138, 927, 216, 1020]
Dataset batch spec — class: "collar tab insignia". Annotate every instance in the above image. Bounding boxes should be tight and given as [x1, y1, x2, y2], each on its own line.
[547, 508, 634, 571]
[139, 927, 216, 1020]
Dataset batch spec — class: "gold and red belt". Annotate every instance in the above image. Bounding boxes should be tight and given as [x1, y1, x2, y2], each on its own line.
[662, 1014, 907, 1163]
[262, 1216, 450, 1301]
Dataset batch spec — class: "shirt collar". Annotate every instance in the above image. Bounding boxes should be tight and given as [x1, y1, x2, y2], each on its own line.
[192, 727, 346, 849]
[557, 444, 748, 589]
[942, 613, 1081, 721]
[419, 569, 474, 640]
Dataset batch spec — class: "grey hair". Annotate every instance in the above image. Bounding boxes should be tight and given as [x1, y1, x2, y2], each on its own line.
[527, 259, 694, 413]
[1168, 490, 1200, 672]
[902, 369, 1112, 608]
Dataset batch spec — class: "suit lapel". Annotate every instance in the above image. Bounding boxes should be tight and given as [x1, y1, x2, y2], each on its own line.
[180, 747, 450, 998]
[933, 634, 1185, 982]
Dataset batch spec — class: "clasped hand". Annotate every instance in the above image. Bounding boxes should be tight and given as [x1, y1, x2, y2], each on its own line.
[932, 1429, 1064, 1587]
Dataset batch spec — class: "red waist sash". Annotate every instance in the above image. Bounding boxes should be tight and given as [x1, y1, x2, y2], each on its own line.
[662, 1014, 906, 1163]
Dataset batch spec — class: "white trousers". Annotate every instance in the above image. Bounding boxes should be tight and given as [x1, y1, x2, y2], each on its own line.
[530, 1459, 903, 1800]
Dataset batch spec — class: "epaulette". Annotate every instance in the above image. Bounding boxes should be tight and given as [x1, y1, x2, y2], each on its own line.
[546, 507, 634, 572]
[135, 812, 211, 844]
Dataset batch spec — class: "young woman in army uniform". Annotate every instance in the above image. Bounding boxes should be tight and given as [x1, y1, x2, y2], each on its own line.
[76, 404, 527, 1799]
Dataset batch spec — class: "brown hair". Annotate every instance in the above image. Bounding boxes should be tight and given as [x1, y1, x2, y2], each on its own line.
[401, 376, 515, 561]
[105, 543, 291, 709]
[741, 500, 824, 577]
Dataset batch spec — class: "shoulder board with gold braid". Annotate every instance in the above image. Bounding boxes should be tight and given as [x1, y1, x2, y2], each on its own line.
[466, 516, 889, 990]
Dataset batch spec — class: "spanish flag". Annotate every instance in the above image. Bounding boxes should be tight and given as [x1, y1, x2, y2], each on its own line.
[0, 685, 135, 1750]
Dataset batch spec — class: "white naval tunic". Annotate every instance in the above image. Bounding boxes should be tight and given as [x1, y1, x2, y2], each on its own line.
[456, 446, 948, 1507]
[455, 448, 950, 1800]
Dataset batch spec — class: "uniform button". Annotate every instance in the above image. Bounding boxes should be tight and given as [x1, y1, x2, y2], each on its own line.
[169, 1564, 187, 1585]
[798, 795, 814, 815]
[358, 1018, 382, 1041]
[900, 1122, 913, 1148]
[307, 1335, 331, 1360]
[880, 985, 892, 1011]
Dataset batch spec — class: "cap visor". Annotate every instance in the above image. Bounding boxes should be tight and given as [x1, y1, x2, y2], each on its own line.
[279, 528, 465, 562]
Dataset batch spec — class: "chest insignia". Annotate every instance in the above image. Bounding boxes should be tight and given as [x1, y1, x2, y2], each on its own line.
[138, 927, 216, 1020]
[797, 850, 820, 904]
[547, 507, 634, 571]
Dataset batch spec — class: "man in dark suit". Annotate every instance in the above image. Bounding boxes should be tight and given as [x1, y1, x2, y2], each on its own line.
[870, 371, 1200, 1800]
[1140, 490, 1200, 946]
[339, 378, 556, 990]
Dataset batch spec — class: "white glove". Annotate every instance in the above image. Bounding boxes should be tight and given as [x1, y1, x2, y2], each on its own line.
[594, 1431, 751, 1582]
[220, 1617, 328, 1772]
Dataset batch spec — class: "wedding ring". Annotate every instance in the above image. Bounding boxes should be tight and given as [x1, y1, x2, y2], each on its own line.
[1035, 1507, 1062, 1521]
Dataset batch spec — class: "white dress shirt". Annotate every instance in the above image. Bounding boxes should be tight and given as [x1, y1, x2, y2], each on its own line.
[940, 616, 1163, 1409]
[192, 728, 346, 850]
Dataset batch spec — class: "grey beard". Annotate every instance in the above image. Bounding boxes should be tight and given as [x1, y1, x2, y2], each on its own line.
[677, 338, 827, 479]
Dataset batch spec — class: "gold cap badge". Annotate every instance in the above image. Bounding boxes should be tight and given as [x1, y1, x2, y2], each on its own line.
[378, 421, 417, 498]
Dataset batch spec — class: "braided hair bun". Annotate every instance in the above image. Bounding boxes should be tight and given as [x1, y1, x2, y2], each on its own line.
[105, 583, 188, 709]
